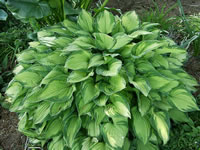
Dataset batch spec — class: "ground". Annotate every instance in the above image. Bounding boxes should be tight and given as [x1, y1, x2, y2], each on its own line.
[0, 0, 200, 149]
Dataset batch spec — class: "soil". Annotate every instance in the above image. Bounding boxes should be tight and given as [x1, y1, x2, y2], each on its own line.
[0, 0, 200, 150]
[0, 107, 26, 150]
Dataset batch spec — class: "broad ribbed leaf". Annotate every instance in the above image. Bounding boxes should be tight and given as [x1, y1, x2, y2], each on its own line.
[64, 116, 82, 148]
[138, 95, 151, 116]
[96, 58, 122, 76]
[122, 11, 139, 33]
[109, 75, 126, 93]
[169, 108, 193, 124]
[111, 33, 132, 50]
[78, 9, 93, 32]
[168, 88, 199, 112]
[88, 120, 100, 137]
[93, 33, 115, 50]
[33, 102, 50, 124]
[96, 10, 115, 34]
[6, 0, 51, 19]
[17, 50, 36, 63]
[81, 79, 100, 104]
[152, 112, 170, 144]
[110, 94, 131, 118]
[137, 140, 159, 150]
[130, 77, 151, 97]
[130, 30, 152, 38]
[131, 107, 151, 144]
[38, 80, 75, 102]
[48, 136, 65, 150]
[148, 76, 169, 90]
[6, 82, 23, 98]
[15, 71, 41, 87]
[102, 123, 126, 148]
[65, 50, 91, 70]
[88, 54, 104, 68]
[67, 71, 94, 83]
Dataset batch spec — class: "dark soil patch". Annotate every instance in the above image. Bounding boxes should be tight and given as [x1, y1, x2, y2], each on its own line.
[0, 107, 26, 150]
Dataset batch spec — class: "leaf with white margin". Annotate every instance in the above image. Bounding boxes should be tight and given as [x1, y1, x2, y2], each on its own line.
[96, 10, 115, 34]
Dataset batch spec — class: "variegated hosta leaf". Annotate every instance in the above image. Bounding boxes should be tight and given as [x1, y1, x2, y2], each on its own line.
[78, 9, 93, 32]
[64, 115, 82, 148]
[96, 10, 115, 34]
[6, 9, 199, 150]
[102, 123, 127, 148]
[122, 11, 140, 33]
[168, 88, 199, 112]
[131, 107, 151, 144]
[152, 111, 170, 145]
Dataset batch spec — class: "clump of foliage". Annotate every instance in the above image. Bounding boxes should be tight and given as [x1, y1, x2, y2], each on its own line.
[6, 10, 199, 150]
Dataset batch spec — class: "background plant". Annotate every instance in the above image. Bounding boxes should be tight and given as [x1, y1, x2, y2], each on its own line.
[140, 0, 178, 31]
[177, 0, 200, 56]
[5, 9, 199, 150]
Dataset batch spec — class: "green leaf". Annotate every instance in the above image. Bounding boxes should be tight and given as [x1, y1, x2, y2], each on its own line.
[37, 51, 66, 66]
[110, 94, 131, 118]
[94, 107, 106, 124]
[63, 19, 80, 33]
[102, 123, 127, 148]
[65, 50, 91, 70]
[137, 140, 159, 150]
[138, 95, 151, 116]
[169, 108, 193, 124]
[90, 143, 105, 150]
[44, 118, 62, 139]
[122, 11, 140, 33]
[132, 40, 165, 57]
[96, 58, 122, 76]
[48, 137, 65, 150]
[67, 71, 94, 83]
[64, 115, 82, 148]
[81, 78, 100, 104]
[152, 112, 170, 144]
[0, 9, 8, 21]
[6, 82, 24, 98]
[6, 0, 51, 19]
[130, 30, 152, 38]
[131, 107, 151, 144]
[40, 66, 67, 85]
[15, 71, 41, 87]
[94, 95, 108, 107]
[71, 36, 94, 49]
[38, 80, 75, 102]
[88, 54, 104, 68]
[111, 33, 132, 50]
[168, 88, 199, 112]
[120, 44, 135, 58]
[17, 50, 36, 63]
[96, 10, 115, 34]
[50, 100, 73, 116]
[148, 76, 169, 90]
[88, 120, 100, 137]
[129, 77, 151, 97]
[33, 102, 50, 124]
[78, 9, 93, 32]
[109, 74, 126, 93]
[93, 33, 115, 50]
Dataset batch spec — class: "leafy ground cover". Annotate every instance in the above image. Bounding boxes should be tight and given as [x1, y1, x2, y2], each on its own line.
[0, 0, 200, 149]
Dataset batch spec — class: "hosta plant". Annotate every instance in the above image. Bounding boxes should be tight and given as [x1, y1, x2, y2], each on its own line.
[6, 9, 199, 150]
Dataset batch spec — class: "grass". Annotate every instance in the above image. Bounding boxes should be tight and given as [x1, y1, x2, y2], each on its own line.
[140, 0, 178, 31]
